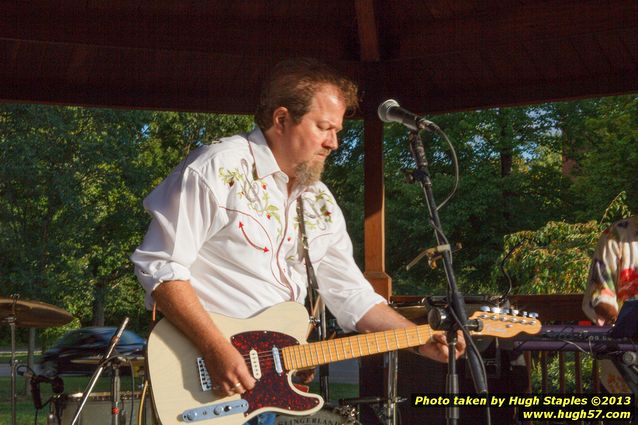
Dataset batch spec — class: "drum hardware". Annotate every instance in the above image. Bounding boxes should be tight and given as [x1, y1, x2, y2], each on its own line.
[1, 294, 73, 425]
[58, 391, 151, 425]
[69, 317, 130, 425]
[275, 403, 361, 425]
[385, 350, 399, 425]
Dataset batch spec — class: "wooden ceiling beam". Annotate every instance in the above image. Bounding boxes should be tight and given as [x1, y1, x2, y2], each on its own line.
[0, 4, 350, 59]
[391, 0, 638, 60]
[386, 69, 638, 115]
[354, 0, 380, 62]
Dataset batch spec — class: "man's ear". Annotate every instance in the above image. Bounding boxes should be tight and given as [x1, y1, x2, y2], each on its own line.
[272, 107, 288, 133]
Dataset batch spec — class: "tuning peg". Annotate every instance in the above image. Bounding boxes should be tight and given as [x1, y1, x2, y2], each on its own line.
[510, 309, 519, 316]
[521, 311, 529, 317]
[490, 307, 503, 314]
[528, 312, 539, 319]
[479, 306, 491, 312]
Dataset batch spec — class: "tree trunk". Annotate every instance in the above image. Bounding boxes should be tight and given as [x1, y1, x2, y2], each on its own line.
[92, 286, 106, 326]
[500, 148, 514, 227]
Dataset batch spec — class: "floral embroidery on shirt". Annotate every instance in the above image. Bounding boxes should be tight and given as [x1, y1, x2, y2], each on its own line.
[297, 189, 335, 232]
[219, 159, 283, 236]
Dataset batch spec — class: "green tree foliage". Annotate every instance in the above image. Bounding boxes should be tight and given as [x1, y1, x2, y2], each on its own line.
[493, 191, 633, 295]
[568, 95, 638, 218]
[1, 92, 636, 347]
[0, 105, 251, 344]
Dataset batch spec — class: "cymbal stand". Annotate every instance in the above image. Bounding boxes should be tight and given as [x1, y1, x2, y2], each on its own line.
[3, 294, 20, 425]
[109, 356, 127, 425]
[70, 317, 129, 425]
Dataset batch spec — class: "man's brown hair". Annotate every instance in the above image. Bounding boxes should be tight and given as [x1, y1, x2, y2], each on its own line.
[255, 58, 358, 131]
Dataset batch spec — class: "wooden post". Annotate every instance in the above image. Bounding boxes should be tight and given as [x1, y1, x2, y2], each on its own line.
[361, 63, 391, 300]
[559, 352, 566, 392]
[575, 352, 582, 393]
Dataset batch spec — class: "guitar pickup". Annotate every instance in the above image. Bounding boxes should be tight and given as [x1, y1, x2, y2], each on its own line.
[196, 357, 212, 391]
[249, 349, 262, 379]
[182, 399, 249, 422]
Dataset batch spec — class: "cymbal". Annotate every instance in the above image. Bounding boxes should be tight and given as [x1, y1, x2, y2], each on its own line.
[0, 297, 73, 328]
[391, 304, 428, 320]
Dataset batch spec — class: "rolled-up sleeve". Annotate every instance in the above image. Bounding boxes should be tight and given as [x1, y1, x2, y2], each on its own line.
[315, 206, 386, 332]
[131, 165, 220, 309]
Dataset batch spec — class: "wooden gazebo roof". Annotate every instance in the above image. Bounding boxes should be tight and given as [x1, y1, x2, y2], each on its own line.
[2, 0, 637, 297]
[2, 1, 637, 114]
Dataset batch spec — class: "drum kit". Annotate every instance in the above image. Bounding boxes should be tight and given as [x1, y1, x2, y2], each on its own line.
[1, 294, 151, 425]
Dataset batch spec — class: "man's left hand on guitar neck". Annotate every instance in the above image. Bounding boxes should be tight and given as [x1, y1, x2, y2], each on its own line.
[356, 303, 466, 362]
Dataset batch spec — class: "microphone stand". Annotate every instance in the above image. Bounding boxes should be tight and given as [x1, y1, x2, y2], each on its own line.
[406, 129, 487, 425]
[70, 317, 129, 425]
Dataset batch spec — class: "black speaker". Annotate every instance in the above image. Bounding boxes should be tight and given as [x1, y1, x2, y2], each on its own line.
[358, 296, 529, 425]
[396, 340, 528, 425]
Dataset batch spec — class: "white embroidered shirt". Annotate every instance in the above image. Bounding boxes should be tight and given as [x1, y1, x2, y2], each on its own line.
[131, 128, 385, 332]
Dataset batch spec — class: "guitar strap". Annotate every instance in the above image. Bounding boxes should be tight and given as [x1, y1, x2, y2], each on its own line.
[296, 196, 324, 334]
[297, 195, 331, 399]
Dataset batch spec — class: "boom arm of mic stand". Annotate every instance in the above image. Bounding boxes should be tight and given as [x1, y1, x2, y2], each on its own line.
[406, 130, 488, 403]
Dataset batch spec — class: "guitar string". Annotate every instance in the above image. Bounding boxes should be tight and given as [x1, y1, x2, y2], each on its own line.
[234, 318, 531, 363]
[235, 327, 436, 363]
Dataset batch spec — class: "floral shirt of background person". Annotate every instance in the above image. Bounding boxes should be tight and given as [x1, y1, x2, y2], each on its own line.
[583, 215, 638, 326]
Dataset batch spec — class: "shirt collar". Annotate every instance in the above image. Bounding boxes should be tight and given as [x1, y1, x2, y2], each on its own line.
[247, 127, 283, 180]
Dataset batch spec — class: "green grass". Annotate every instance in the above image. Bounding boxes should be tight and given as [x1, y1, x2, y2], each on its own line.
[0, 376, 138, 425]
[0, 376, 358, 425]
[309, 383, 359, 403]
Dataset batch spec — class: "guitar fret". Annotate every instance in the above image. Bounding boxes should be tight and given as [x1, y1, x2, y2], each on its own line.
[306, 345, 313, 368]
[320, 340, 327, 364]
[394, 330, 400, 349]
[302, 347, 310, 367]
[309, 344, 316, 366]
[326, 341, 332, 361]
[348, 338, 354, 359]
[384, 331, 390, 351]
[294, 345, 302, 369]
[281, 347, 291, 369]
[333, 339, 340, 361]
[356, 335, 363, 357]
[374, 332, 381, 353]
[416, 327, 427, 345]
[404, 328, 412, 348]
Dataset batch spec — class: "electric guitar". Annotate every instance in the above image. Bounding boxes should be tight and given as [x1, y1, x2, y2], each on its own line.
[146, 302, 541, 424]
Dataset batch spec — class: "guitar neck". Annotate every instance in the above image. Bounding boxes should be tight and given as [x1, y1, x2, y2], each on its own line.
[281, 325, 435, 370]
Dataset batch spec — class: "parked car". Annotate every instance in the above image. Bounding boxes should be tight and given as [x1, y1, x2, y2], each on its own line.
[40, 327, 146, 376]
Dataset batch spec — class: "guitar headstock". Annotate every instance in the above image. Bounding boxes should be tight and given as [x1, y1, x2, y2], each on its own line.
[469, 307, 541, 338]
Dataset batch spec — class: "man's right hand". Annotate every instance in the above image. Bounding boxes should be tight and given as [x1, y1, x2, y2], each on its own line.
[151, 280, 256, 396]
[205, 339, 256, 396]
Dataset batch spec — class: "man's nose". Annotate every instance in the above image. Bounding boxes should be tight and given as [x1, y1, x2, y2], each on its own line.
[324, 130, 338, 150]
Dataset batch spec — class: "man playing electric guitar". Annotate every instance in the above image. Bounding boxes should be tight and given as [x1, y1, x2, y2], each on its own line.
[132, 58, 466, 425]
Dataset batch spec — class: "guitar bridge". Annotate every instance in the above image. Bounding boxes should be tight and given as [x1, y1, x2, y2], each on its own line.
[196, 357, 212, 391]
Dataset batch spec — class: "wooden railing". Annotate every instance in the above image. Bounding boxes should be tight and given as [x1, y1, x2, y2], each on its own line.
[389, 294, 601, 394]
[508, 294, 600, 394]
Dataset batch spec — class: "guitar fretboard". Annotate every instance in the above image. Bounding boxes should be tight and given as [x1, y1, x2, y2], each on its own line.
[281, 325, 434, 370]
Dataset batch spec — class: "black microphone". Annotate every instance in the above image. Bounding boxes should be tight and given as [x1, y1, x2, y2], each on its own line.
[377, 99, 438, 132]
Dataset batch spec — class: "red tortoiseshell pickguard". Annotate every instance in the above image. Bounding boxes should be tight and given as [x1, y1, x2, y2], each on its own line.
[230, 331, 320, 416]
